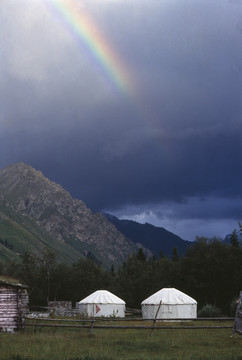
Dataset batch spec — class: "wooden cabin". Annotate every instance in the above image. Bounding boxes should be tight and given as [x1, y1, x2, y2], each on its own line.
[0, 280, 29, 332]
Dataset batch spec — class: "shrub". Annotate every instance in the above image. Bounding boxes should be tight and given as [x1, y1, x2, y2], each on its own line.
[198, 304, 221, 317]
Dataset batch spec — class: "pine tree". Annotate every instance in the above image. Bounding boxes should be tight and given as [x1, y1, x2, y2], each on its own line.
[230, 229, 239, 247]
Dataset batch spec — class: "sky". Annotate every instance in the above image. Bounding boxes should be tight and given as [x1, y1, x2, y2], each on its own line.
[0, 0, 241, 241]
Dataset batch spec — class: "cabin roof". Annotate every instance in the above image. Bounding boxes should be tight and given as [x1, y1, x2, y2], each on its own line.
[0, 279, 28, 289]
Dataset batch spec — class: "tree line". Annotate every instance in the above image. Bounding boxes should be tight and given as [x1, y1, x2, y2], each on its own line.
[2, 228, 242, 315]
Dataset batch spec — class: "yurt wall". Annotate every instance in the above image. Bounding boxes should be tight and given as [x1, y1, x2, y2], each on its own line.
[78, 290, 125, 318]
[141, 288, 197, 319]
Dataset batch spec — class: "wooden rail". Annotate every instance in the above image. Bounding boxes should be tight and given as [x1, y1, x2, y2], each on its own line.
[26, 316, 235, 322]
[25, 323, 233, 330]
[23, 317, 234, 332]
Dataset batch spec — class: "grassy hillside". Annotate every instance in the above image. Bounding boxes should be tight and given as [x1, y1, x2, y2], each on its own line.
[0, 204, 83, 265]
[0, 242, 19, 266]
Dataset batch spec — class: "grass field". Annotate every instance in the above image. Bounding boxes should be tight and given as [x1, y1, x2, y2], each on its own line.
[0, 321, 241, 360]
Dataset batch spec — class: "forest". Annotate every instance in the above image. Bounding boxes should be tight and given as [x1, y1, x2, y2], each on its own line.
[1, 230, 242, 316]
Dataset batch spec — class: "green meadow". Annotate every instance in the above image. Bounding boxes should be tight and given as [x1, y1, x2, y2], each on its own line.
[0, 321, 241, 360]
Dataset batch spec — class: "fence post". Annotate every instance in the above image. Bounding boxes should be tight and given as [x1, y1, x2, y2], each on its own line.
[90, 319, 95, 334]
[150, 301, 162, 336]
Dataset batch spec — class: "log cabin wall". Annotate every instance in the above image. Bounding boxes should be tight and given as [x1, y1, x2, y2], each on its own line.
[0, 280, 29, 332]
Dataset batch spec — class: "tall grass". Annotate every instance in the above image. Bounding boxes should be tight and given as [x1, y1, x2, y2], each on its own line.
[0, 323, 241, 360]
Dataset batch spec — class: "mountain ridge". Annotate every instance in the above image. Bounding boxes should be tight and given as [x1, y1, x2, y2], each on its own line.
[104, 213, 191, 258]
[0, 163, 138, 267]
[0, 162, 192, 269]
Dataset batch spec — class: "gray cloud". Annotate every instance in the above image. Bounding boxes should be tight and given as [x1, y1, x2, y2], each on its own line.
[0, 0, 241, 239]
[109, 196, 242, 241]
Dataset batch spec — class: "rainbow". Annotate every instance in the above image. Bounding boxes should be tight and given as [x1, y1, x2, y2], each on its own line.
[46, 0, 135, 96]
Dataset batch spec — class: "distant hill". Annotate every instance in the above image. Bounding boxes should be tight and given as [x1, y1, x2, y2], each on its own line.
[0, 163, 139, 268]
[104, 214, 192, 258]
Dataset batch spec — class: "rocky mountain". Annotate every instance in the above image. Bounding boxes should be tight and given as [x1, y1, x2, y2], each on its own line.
[104, 214, 191, 258]
[0, 163, 138, 268]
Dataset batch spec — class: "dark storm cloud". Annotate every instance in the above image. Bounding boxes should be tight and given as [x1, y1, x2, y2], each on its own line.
[0, 0, 241, 239]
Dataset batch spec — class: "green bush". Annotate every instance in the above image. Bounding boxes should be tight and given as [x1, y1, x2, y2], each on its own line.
[198, 304, 222, 317]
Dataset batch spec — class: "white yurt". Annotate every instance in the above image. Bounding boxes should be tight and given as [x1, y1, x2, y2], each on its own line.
[78, 290, 126, 318]
[141, 288, 197, 319]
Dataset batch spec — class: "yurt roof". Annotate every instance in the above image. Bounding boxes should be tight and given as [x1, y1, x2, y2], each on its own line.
[79, 290, 125, 305]
[141, 288, 197, 305]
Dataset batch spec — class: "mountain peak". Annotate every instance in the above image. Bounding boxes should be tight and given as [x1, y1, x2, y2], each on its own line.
[0, 162, 73, 209]
[0, 163, 138, 267]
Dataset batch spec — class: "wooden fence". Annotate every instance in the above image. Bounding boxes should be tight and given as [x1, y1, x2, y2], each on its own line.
[23, 317, 235, 334]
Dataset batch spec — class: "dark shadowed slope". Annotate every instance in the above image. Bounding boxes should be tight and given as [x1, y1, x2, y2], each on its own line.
[104, 214, 192, 258]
